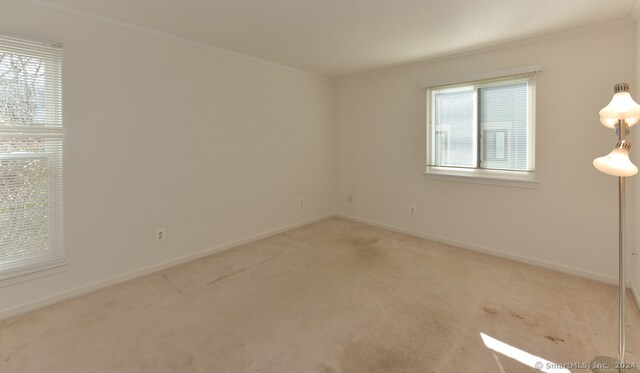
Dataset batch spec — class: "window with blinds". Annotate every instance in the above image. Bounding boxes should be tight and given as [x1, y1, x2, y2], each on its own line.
[0, 34, 65, 280]
[426, 73, 536, 178]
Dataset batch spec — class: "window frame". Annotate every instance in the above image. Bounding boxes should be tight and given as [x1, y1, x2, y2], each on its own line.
[0, 34, 66, 282]
[423, 66, 540, 187]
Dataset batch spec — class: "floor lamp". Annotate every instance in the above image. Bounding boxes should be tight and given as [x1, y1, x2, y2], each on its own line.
[592, 83, 640, 373]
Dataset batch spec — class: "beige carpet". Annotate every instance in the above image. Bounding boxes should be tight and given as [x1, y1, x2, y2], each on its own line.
[1, 217, 639, 372]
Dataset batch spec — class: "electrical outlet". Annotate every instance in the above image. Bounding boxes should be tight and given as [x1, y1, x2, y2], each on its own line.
[409, 205, 416, 214]
[299, 198, 304, 207]
[347, 195, 353, 203]
[156, 228, 166, 241]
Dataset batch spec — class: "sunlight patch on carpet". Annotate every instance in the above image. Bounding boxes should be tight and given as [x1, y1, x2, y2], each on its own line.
[480, 333, 570, 372]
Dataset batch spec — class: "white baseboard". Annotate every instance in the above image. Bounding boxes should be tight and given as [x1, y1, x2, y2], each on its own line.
[336, 213, 620, 285]
[0, 213, 333, 320]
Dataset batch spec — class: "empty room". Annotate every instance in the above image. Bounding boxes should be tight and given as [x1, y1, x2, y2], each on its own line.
[3, 0, 640, 372]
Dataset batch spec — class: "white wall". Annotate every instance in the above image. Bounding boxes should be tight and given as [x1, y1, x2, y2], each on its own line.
[0, 0, 335, 318]
[335, 22, 637, 283]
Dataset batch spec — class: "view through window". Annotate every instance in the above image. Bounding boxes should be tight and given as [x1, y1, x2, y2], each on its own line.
[426, 74, 536, 176]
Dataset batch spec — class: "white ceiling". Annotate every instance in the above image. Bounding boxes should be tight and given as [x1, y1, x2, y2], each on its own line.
[34, 0, 638, 78]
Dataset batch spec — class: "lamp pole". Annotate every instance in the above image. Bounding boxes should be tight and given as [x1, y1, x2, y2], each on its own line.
[591, 83, 640, 373]
[618, 119, 627, 368]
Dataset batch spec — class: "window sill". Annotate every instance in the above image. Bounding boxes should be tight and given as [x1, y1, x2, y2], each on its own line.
[0, 260, 70, 288]
[424, 167, 538, 188]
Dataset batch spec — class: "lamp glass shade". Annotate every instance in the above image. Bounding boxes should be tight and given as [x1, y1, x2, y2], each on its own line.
[593, 147, 638, 176]
[599, 91, 640, 128]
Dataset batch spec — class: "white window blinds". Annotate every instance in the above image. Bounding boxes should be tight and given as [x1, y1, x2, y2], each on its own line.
[0, 34, 65, 279]
[427, 73, 536, 173]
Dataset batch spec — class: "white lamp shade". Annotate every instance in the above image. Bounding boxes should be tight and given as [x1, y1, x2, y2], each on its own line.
[593, 147, 638, 176]
[599, 91, 640, 128]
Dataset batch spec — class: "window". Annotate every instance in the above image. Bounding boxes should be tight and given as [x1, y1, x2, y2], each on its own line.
[425, 69, 537, 184]
[0, 34, 65, 280]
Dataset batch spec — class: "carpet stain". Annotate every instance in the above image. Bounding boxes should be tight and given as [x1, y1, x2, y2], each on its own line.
[339, 341, 420, 373]
[510, 312, 525, 320]
[199, 252, 285, 290]
[340, 236, 378, 247]
[339, 236, 385, 260]
[483, 307, 527, 322]
[353, 245, 384, 260]
[483, 306, 500, 315]
[320, 363, 336, 373]
[544, 335, 565, 343]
